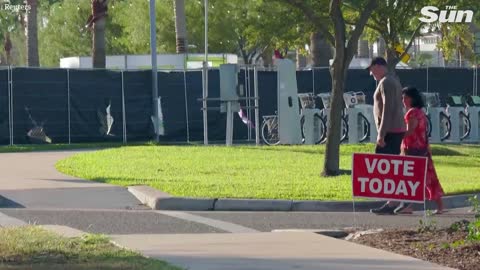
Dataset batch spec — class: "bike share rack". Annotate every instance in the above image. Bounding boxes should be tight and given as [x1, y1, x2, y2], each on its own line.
[343, 91, 376, 144]
[464, 95, 480, 142]
[298, 93, 326, 145]
[422, 92, 451, 143]
[260, 59, 303, 145]
[198, 64, 259, 146]
[445, 95, 471, 142]
[317, 93, 349, 143]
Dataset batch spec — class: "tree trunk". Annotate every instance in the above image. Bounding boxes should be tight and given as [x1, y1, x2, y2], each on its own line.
[357, 37, 369, 58]
[93, 17, 106, 68]
[385, 47, 398, 74]
[310, 31, 332, 67]
[261, 49, 273, 67]
[26, 0, 39, 67]
[3, 33, 12, 65]
[174, 0, 187, 54]
[322, 60, 347, 176]
[296, 49, 307, 69]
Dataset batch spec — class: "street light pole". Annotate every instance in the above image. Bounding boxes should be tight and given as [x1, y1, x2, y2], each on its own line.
[150, 0, 159, 142]
[202, 0, 209, 145]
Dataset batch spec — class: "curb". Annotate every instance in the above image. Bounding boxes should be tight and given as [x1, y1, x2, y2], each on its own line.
[128, 186, 215, 211]
[127, 186, 479, 212]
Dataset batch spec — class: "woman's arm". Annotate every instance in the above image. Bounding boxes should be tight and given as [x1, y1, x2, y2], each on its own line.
[404, 116, 418, 136]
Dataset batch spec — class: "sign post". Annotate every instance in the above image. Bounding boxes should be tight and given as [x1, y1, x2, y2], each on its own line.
[352, 153, 428, 218]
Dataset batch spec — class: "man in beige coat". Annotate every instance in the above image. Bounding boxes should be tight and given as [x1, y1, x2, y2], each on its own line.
[366, 57, 407, 214]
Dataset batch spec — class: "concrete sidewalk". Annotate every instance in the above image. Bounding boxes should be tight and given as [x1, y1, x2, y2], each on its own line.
[0, 151, 142, 209]
[112, 232, 454, 270]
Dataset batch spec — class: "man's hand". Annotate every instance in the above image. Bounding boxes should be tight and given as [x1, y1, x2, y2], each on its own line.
[377, 135, 386, 148]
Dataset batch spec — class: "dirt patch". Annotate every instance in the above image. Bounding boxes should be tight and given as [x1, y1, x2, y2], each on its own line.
[352, 221, 480, 270]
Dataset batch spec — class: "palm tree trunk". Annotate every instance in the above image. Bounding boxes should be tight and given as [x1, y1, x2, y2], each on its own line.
[357, 36, 369, 58]
[93, 17, 106, 68]
[296, 49, 306, 68]
[3, 33, 12, 65]
[174, 0, 187, 53]
[377, 37, 386, 57]
[310, 31, 332, 67]
[26, 0, 39, 67]
[89, 0, 108, 68]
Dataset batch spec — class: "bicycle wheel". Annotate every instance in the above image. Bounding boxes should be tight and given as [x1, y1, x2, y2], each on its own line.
[358, 113, 371, 142]
[340, 116, 349, 143]
[426, 115, 432, 137]
[313, 113, 327, 144]
[300, 115, 306, 143]
[460, 111, 471, 140]
[440, 112, 451, 141]
[261, 117, 281, 145]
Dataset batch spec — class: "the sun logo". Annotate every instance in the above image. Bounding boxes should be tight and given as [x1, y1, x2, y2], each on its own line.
[419, 6, 474, 23]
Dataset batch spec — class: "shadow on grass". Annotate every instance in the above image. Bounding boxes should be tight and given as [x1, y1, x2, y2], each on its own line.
[430, 146, 466, 156]
[242, 146, 325, 155]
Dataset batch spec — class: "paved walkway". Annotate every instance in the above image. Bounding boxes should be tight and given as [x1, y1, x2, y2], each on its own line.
[112, 232, 453, 270]
[0, 151, 143, 209]
[0, 150, 465, 270]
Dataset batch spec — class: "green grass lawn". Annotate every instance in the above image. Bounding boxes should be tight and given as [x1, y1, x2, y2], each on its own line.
[0, 143, 127, 153]
[0, 226, 179, 270]
[55, 144, 480, 201]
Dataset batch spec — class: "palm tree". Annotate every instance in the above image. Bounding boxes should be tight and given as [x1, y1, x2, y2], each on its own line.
[3, 33, 12, 65]
[86, 0, 108, 68]
[174, 0, 187, 53]
[25, 0, 39, 66]
[310, 31, 332, 67]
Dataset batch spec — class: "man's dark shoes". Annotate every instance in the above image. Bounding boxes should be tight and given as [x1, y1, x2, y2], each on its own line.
[370, 203, 395, 215]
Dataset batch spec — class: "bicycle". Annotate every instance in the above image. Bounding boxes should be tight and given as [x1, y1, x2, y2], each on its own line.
[342, 91, 371, 143]
[422, 92, 451, 141]
[260, 93, 327, 145]
[317, 92, 350, 143]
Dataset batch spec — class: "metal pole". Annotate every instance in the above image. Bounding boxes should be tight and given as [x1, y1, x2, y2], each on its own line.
[247, 66, 252, 141]
[426, 66, 429, 93]
[8, 66, 12, 146]
[254, 66, 260, 146]
[67, 69, 71, 144]
[150, 0, 159, 142]
[202, 0, 209, 145]
[226, 101, 233, 146]
[121, 70, 127, 144]
[312, 68, 315, 95]
[10, 66, 14, 145]
[183, 58, 190, 143]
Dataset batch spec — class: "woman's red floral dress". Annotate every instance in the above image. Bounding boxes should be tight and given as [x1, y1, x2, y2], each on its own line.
[401, 108, 444, 200]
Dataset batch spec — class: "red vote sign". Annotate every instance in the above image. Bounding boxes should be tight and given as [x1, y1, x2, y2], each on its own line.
[352, 153, 428, 203]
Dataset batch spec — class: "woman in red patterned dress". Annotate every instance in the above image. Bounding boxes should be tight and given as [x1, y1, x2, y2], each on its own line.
[397, 87, 444, 214]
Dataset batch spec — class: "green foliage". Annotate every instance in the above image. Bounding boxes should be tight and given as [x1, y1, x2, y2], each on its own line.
[467, 219, 480, 241]
[410, 53, 434, 67]
[437, 24, 475, 64]
[418, 211, 437, 233]
[38, 0, 126, 67]
[33, 0, 305, 66]
[467, 195, 480, 241]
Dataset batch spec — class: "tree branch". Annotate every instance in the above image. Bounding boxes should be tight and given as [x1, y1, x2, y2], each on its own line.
[346, 0, 377, 60]
[281, 0, 335, 45]
[400, 22, 424, 60]
[330, 0, 345, 52]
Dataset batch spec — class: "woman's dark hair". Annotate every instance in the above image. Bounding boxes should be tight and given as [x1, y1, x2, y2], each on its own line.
[402, 86, 425, 108]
